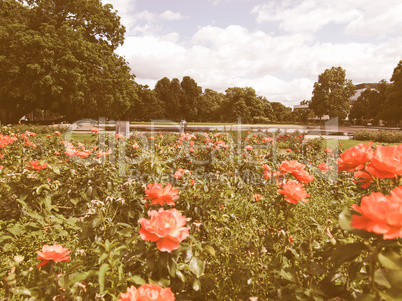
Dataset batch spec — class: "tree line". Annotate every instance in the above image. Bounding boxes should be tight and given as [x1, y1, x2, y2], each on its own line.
[348, 61, 402, 126]
[132, 77, 293, 123]
[0, 0, 296, 124]
[306, 64, 402, 126]
[1, 0, 401, 125]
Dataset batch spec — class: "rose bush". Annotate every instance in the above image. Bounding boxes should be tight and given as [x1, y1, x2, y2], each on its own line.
[0, 125, 400, 300]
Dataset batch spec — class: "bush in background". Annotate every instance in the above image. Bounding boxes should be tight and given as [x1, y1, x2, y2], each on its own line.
[353, 130, 402, 143]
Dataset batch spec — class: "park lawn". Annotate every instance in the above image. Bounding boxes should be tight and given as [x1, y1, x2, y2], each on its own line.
[333, 139, 399, 150]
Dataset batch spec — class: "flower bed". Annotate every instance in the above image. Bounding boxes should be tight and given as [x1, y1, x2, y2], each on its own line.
[0, 126, 401, 300]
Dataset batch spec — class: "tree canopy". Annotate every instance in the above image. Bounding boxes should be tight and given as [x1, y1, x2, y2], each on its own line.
[309, 66, 355, 120]
[382, 60, 402, 124]
[0, 0, 138, 124]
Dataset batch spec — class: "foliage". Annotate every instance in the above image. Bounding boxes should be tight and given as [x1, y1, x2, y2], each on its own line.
[0, 0, 138, 124]
[0, 125, 401, 300]
[309, 66, 355, 120]
[353, 130, 402, 143]
[382, 60, 402, 125]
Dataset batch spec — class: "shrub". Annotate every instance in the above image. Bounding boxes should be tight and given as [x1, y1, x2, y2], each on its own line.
[353, 130, 402, 143]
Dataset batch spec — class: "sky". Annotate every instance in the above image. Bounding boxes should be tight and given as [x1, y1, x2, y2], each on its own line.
[102, 0, 402, 107]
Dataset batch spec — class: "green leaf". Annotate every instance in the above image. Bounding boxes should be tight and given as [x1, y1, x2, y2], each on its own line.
[175, 270, 186, 282]
[348, 261, 363, 281]
[59, 271, 90, 289]
[86, 186, 93, 199]
[53, 164, 60, 174]
[374, 269, 391, 289]
[159, 252, 169, 267]
[70, 198, 79, 205]
[98, 253, 108, 264]
[338, 207, 353, 230]
[127, 275, 146, 285]
[379, 251, 402, 270]
[66, 260, 84, 275]
[92, 218, 102, 229]
[7, 225, 21, 237]
[0, 235, 14, 243]
[11, 287, 32, 296]
[384, 270, 402, 288]
[203, 245, 216, 257]
[279, 269, 296, 283]
[312, 262, 326, 276]
[98, 263, 110, 293]
[44, 196, 52, 212]
[189, 257, 205, 278]
[331, 243, 367, 264]
[193, 279, 201, 291]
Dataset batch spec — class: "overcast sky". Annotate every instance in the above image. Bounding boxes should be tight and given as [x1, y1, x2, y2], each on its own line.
[102, 0, 402, 107]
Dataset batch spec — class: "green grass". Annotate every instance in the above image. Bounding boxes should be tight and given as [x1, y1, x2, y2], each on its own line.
[327, 139, 400, 150]
[37, 133, 95, 143]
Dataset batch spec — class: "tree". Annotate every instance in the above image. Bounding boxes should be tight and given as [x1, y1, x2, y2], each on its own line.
[382, 60, 402, 125]
[309, 66, 355, 120]
[131, 84, 165, 121]
[270, 102, 292, 122]
[154, 77, 183, 121]
[222, 87, 269, 123]
[292, 100, 310, 122]
[259, 96, 274, 121]
[198, 89, 225, 122]
[0, 0, 138, 124]
[349, 91, 370, 123]
[180, 76, 201, 121]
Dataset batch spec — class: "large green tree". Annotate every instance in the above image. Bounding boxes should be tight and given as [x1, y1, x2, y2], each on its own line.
[154, 77, 183, 121]
[382, 60, 402, 125]
[0, 0, 138, 124]
[220, 87, 275, 123]
[180, 76, 201, 121]
[349, 81, 390, 125]
[131, 84, 165, 121]
[198, 88, 225, 122]
[270, 102, 292, 122]
[309, 66, 355, 120]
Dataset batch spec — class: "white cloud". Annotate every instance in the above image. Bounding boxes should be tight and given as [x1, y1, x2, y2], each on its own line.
[103, 0, 402, 107]
[251, 0, 360, 33]
[134, 10, 156, 22]
[117, 23, 402, 105]
[160, 10, 188, 21]
[251, 0, 402, 36]
[344, 1, 402, 35]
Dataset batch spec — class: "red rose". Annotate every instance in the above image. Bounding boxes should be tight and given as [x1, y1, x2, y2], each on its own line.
[292, 169, 314, 184]
[370, 145, 402, 178]
[253, 194, 262, 201]
[29, 160, 48, 171]
[36, 244, 71, 268]
[118, 284, 175, 301]
[143, 183, 179, 206]
[337, 142, 373, 172]
[278, 180, 310, 204]
[279, 160, 305, 174]
[351, 186, 402, 239]
[139, 208, 189, 252]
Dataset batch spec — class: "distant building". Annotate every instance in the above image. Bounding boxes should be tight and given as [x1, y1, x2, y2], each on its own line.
[293, 104, 309, 110]
[293, 104, 330, 121]
[349, 83, 379, 104]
